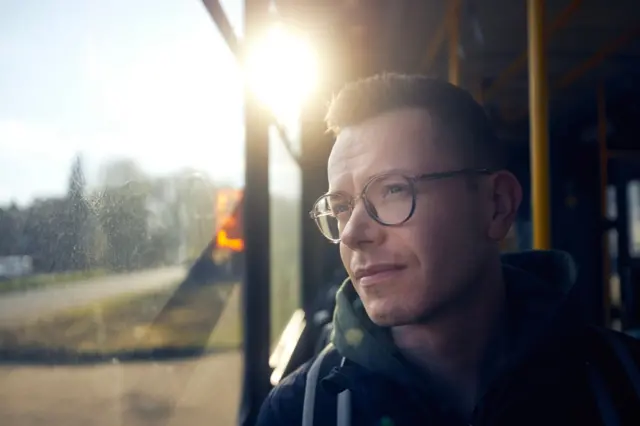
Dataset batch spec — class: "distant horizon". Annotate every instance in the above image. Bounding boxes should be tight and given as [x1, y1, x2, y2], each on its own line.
[0, 152, 245, 209]
[0, 141, 302, 209]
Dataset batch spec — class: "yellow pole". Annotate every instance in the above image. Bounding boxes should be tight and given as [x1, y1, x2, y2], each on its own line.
[527, 0, 551, 249]
[598, 82, 611, 327]
[448, 0, 461, 86]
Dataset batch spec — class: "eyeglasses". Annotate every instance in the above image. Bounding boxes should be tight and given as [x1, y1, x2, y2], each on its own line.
[309, 168, 492, 243]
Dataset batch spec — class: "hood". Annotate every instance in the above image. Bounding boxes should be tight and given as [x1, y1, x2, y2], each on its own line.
[330, 249, 580, 387]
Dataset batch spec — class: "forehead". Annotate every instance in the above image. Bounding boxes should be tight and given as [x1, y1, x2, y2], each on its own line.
[327, 108, 458, 190]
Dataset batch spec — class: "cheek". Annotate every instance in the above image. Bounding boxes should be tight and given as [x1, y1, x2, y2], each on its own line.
[403, 202, 476, 279]
[339, 244, 353, 276]
[405, 207, 456, 257]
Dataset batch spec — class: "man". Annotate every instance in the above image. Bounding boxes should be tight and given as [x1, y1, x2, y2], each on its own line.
[257, 74, 640, 425]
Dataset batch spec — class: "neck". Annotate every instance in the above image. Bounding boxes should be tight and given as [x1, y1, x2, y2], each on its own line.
[391, 259, 507, 413]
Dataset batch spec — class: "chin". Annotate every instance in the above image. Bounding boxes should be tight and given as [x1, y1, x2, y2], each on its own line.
[363, 292, 448, 327]
[363, 299, 418, 327]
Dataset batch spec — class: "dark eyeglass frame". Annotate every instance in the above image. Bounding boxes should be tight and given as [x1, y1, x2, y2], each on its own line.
[309, 168, 493, 243]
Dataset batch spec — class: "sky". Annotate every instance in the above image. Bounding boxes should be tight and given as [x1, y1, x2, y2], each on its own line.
[0, 0, 301, 206]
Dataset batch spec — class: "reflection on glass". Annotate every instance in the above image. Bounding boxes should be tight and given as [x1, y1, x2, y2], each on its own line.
[0, 1, 245, 424]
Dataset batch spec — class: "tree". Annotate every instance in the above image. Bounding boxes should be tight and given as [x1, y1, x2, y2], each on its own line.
[174, 169, 216, 261]
[0, 204, 23, 256]
[99, 158, 146, 189]
[94, 184, 146, 271]
[59, 154, 91, 270]
[22, 198, 70, 272]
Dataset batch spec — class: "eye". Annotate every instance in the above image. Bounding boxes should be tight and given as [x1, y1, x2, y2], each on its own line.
[327, 194, 351, 216]
[386, 184, 407, 194]
[330, 202, 350, 216]
[382, 183, 410, 198]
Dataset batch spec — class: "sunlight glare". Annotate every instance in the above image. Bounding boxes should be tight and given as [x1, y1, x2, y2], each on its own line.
[245, 25, 318, 121]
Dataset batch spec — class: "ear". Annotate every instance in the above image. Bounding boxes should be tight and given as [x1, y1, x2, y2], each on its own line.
[487, 171, 522, 241]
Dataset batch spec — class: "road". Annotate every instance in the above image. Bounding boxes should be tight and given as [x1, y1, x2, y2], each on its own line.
[0, 350, 242, 426]
[0, 267, 186, 326]
[0, 271, 242, 426]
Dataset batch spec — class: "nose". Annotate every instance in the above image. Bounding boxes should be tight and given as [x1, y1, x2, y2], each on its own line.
[340, 200, 383, 249]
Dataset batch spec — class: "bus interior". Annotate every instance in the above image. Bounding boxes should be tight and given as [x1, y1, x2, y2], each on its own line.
[1, 1, 639, 425]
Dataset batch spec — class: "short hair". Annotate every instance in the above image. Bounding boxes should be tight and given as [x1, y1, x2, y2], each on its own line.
[325, 73, 506, 170]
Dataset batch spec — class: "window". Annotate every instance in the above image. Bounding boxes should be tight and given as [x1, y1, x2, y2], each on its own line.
[269, 122, 302, 342]
[628, 181, 640, 257]
[0, 1, 244, 424]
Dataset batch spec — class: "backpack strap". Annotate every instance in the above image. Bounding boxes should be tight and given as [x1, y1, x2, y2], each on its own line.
[336, 357, 352, 426]
[302, 344, 334, 426]
[302, 344, 352, 426]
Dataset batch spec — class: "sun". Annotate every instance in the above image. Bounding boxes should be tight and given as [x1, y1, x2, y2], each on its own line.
[244, 24, 318, 121]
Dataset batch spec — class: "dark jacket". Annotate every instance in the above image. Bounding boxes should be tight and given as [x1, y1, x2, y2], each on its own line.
[257, 250, 640, 426]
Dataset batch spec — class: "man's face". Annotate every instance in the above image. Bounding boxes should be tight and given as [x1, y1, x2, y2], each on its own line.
[328, 108, 495, 327]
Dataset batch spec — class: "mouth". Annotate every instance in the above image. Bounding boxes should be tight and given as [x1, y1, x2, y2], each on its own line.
[354, 264, 406, 286]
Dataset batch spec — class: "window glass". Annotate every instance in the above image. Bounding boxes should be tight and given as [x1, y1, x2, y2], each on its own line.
[269, 121, 302, 341]
[627, 181, 640, 257]
[0, 1, 244, 424]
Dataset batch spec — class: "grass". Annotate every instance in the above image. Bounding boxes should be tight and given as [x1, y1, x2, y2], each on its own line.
[0, 269, 108, 295]
[0, 282, 241, 355]
[0, 253, 301, 357]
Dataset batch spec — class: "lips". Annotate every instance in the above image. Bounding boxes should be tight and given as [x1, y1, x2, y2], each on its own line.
[353, 264, 406, 284]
